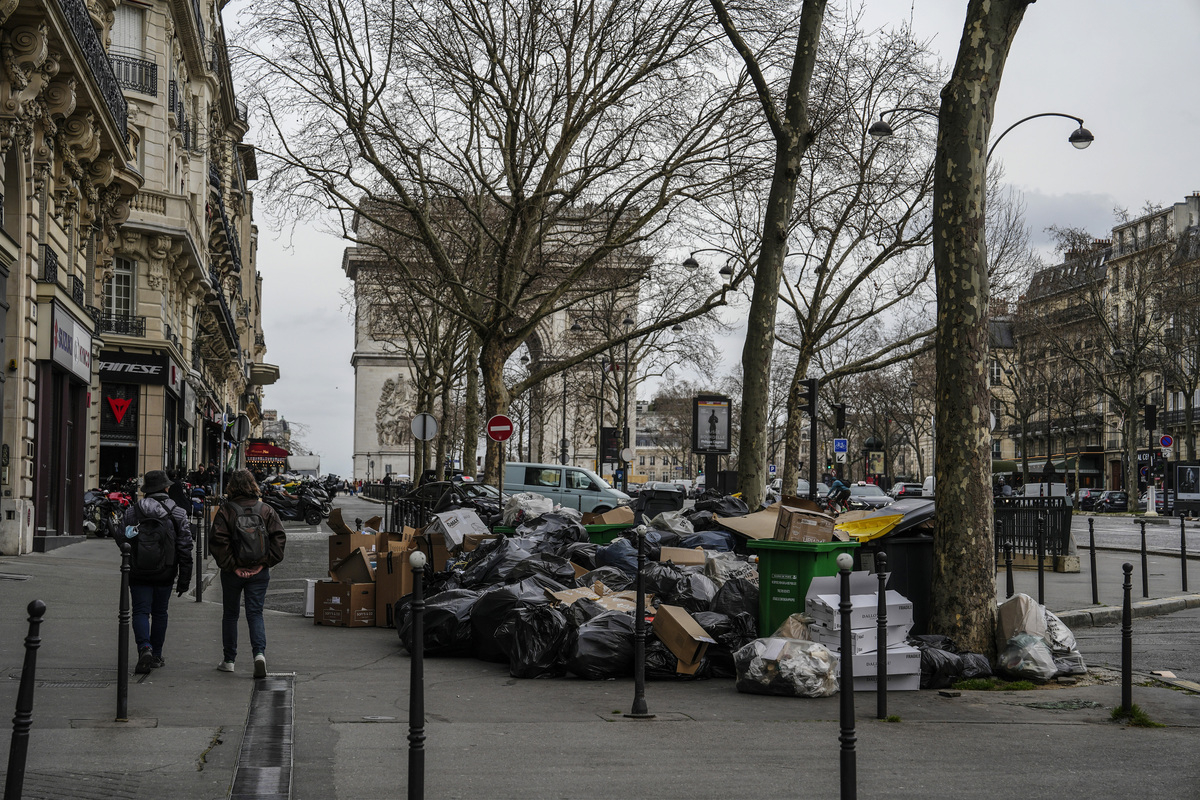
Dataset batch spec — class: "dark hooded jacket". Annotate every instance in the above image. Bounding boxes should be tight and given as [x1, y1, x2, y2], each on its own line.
[122, 493, 194, 587]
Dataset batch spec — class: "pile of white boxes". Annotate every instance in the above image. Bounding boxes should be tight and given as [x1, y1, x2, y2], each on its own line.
[805, 571, 921, 691]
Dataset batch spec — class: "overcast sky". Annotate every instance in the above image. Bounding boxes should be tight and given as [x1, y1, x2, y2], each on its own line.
[238, 0, 1200, 477]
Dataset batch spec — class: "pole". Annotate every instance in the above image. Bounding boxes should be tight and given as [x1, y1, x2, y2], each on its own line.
[1005, 542, 1014, 599]
[1089, 518, 1098, 605]
[407, 550, 428, 800]
[1036, 515, 1045, 605]
[561, 372, 569, 466]
[1121, 562, 1133, 716]
[1140, 521, 1149, 598]
[4, 599, 45, 800]
[626, 525, 654, 719]
[837, 552, 857, 800]
[117, 543, 131, 722]
[194, 512, 203, 603]
[1182, 515, 1189, 593]
[875, 552, 888, 720]
[622, 337, 630, 493]
[808, 379, 818, 500]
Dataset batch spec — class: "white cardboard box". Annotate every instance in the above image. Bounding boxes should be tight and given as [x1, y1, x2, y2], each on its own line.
[809, 622, 911, 655]
[846, 672, 921, 692]
[304, 578, 317, 618]
[832, 644, 922, 676]
[805, 572, 914, 631]
[425, 509, 490, 550]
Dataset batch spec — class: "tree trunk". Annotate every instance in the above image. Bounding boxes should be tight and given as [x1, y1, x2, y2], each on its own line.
[1185, 391, 1196, 461]
[780, 356, 811, 495]
[480, 339, 514, 486]
[1125, 407, 1139, 500]
[462, 334, 480, 478]
[436, 370, 452, 479]
[930, 0, 1033, 657]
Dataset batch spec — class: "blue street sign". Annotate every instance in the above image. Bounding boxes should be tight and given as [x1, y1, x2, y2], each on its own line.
[615, 469, 624, 480]
[769, 464, 777, 474]
[833, 438, 848, 453]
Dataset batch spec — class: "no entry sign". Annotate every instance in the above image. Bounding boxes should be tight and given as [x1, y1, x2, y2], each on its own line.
[486, 414, 515, 442]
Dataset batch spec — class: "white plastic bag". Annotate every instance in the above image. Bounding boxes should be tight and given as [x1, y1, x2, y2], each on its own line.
[734, 638, 838, 697]
[502, 492, 554, 526]
[997, 632, 1057, 681]
[649, 510, 694, 536]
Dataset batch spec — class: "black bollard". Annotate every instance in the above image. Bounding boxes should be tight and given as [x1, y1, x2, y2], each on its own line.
[1005, 542, 1014, 599]
[837, 552, 857, 800]
[1121, 562, 1133, 717]
[4, 599, 46, 800]
[1139, 521, 1149, 598]
[355, 517, 363, 532]
[875, 552, 888, 721]
[1036, 516, 1045, 606]
[194, 518, 203, 603]
[626, 525, 654, 719]
[117, 543, 131, 722]
[1181, 516, 1189, 593]
[1089, 518, 1098, 606]
[408, 550, 428, 800]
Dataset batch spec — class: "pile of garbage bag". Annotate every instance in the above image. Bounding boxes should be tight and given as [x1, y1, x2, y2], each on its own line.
[733, 638, 839, 697]
[994, 593, 1087, 681]
[907, 634, 992, 690]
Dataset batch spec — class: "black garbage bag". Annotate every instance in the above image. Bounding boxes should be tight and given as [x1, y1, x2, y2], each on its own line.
[712, 577, 759, 620]
[679, 530, 735, 552]
[470, 578, 561, 663]
[595, 537, 639, 576]
[495, 604, 571, 679]
[641, 562, 717, 614]
[523, 512, 589, 549]
[562, 597, 609, 628]
[919, 647, 965, 690]
[910, 634, 960, 654]
[566, 610, 637, 680]
[683, 508, 720, 531]
[508, 553, 579, 587]
[633, 529, 681, 563]
[960, 652, 993, 680]
[578, 566, 635, 592]
[561, 542, 598, 571]
[398, 589, 481, 657]
[458, 538, 533, 589]
[695, 495, 750, 518]
[645, 637, 709, 681]
[693, 610, 758, 679]
[641, 561, 687, 598]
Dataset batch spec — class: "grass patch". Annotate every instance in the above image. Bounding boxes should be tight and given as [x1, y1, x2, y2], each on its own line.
[953, 677, 1037, 692]
[885, 714, 902, 723]
[1111, 704, 1165, 727]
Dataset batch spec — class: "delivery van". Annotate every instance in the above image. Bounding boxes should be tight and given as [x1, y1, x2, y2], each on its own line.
[503, 462, 631, 513]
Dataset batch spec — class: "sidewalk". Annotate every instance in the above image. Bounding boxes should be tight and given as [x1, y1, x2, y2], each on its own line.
[2, 532, 1200, 798]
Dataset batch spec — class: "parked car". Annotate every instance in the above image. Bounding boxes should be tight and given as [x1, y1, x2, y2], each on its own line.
[889, 482, 923, 499]
[770, 478, 812, 497]
[1077, 488, 1100, 511]
[1094, 490, 1129, 513]
[849, 482, 893, 509]
[503, 462, 631, 513]
[1136, 490, 1173, 514]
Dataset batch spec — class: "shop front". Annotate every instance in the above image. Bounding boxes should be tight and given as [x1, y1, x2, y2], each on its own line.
[98, 349, 186, 481]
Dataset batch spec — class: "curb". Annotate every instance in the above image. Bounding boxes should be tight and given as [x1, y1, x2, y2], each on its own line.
[1056, 592, 1200, 629]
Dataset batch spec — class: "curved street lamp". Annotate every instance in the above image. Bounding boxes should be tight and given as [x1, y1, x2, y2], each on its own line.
[868, 106, 1093, 163]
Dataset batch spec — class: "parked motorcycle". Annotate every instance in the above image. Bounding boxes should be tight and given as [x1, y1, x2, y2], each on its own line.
[83, 489, 122, 538]
[262, 484, 325, 525]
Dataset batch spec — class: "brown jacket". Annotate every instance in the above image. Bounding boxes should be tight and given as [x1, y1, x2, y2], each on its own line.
[209, 496, 287, 572]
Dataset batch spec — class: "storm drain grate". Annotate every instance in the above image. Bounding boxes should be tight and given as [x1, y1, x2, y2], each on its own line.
[37, 680, 111, 688]
[230, 674, 294, 799]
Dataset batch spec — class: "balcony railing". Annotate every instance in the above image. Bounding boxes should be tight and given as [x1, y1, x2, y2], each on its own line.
[191, 0, 206, 55]
[110, 51, 157, 96]
[99, 313, 146, 337]
[71, 275, 84, 306]
[38, 245, 58, 283]
[59, 0, 127, 138]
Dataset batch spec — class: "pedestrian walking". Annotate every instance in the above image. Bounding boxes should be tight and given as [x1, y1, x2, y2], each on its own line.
[210, 469, 287, 678]
[122, 470, 194, 674]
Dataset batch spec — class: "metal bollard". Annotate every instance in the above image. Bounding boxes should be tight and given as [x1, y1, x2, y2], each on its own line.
[837, 552, 857, 800]
[1181, 516, 1188, 593]
[875, 552, 888, 721]
[1139, 521, 1148, 598]
[626, 525, 654, 719]
[194, 519, 203, 603]
[117, 543, 131, 722]
[1089, 519, 1098, 606]
[4, 599, 46, 800]
[1121, 562, 1133, 717]
[408, 550, 428, 800]
[1004, 542, 1014, 599]
[1036, 517, 1045, 605]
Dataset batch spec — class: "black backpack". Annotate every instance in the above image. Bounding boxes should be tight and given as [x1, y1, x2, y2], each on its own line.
[227, 501, 269, 565]
[131, 507, 177, 575]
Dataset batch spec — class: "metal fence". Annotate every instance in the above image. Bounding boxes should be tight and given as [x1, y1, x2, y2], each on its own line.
[993, 496, 1072, 557]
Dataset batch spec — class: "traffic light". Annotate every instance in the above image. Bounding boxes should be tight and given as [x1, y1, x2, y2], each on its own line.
[833, 403, 846, 430]
[798, 377, 819, 415]
[1145, 404, 1158, 431]
[826, 458, 834, 472]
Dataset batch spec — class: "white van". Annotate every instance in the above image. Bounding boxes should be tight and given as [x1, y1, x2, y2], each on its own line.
[922, 475, 936, 496]
[503, 462, 631, 514]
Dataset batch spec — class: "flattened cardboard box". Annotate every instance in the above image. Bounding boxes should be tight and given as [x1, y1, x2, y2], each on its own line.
[774, 506, 835, 543]
[314, 581, 375, 627]
[659, 546, 705, 566]
[328, 532, 378, 570]
[329, 547, 376, 584]
[582, 506, 635, 526]
[652, 604, 717, 675]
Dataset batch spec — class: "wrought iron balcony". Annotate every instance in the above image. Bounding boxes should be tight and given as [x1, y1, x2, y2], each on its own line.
[71, 275, 85, 306]
[38, 245, 58, 284]
[110, 51, 157, 96]
[59, 0, 127, 138]
[99, 313, 146, 337]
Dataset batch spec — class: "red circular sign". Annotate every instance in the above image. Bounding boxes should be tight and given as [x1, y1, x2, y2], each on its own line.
[486, 414, 515, 442]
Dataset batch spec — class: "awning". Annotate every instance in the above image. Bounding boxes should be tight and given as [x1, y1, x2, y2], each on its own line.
[246, 442, 289, 459]
[992, 460, 1019, 473]
[1052, 457, 1101, 475]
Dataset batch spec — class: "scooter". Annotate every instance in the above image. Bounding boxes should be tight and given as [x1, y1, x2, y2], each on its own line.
[262, 485, 325, 525]
[83, 489, 122, 538]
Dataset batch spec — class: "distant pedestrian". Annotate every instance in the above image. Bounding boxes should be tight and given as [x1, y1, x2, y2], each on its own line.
[122, 470, 194, 674]
[210, 469, 287, 678]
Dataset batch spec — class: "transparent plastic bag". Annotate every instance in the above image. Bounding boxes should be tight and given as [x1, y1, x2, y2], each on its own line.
[734, 638, 838, 697]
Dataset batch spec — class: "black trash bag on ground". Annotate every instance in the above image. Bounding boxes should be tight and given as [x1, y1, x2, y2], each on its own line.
[639, 529, 683, 562]
[645, 637, 709, 680]
[523, 512, 590, 550]
[507, 553, 579, 587]
[919, 647, 965, 690]
[495, 604, 571, 679]
[679, 530, 736, 552]
[693, 611, 758, 679]
[960, 652, 993, 680]
[565, 610, 636, 680]
[910, 634, 960, 654]
[561, 542, 598, 571]
[458, 538, 534, 589]
[683, 508, 721, 531]
[595, 537, 639, 576]
[398, 589, 481, 657]
[562, 597, 609, 628]
[641, 561, 687, 598]
[578, 566, 634, 592]
[641, 562, 717, 613]
[695, 495, 750, 518]
[470, 579, 557, 663]
[712, 577, 758, 620]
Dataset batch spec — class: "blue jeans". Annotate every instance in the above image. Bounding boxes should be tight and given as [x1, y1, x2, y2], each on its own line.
[220, 567, 270, 663]
[130, 584, 172, 657]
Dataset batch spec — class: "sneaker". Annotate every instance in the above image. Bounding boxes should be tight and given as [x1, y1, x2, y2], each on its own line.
[149, 654, 165, 669]
[217, 660, 236, 673]
[135, 647, 154, 674]
[253, 653, 267, 679]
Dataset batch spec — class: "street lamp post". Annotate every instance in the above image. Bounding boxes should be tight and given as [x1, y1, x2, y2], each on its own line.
[561, 370, 569, 466]
[620, 315, 633, 493]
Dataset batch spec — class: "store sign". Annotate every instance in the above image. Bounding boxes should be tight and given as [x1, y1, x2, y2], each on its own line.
[98, 350, 171, 385]
[51, 308, 92, 382]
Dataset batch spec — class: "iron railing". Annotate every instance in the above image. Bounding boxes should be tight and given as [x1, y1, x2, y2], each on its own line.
[59, 0, 127, 138]
[71, 275, 85, 306]
[993, 497, 1072, 558]
[110, 52, 157, 96]
[99, 313, 146, 337]
[38, 245, 58, 283]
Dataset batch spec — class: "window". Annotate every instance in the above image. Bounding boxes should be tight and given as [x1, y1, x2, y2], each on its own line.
[639, 455, 645, 466]
[648, 471, 655, 482]
[992, 439, 1001, 457]
[104, 257, 134, 316]
[649, 456, 655, 466]
[524, 467, 561, 488]
[989, 359, 1002, 387]
[567, 471, 597, 491]
[111, 4, 145, 56]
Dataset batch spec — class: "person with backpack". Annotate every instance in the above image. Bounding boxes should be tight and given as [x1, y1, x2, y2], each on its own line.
[210, 469, 286, 678]
[122, 470, 194, 674]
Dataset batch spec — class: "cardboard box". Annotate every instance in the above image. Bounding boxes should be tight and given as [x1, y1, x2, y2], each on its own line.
[582, 506, 635, 526]
[327, 507, 357, 536]
[774, 505, 836, 543]
[831, 644, 922, 677]
[304, 578, 317, 618]
[652, 604, 717, 675]
[314, 581, 376, 627]
[329, 547, 376, 584]
[328, 532, 378, 570]
[375, 549, 416, 628]
[805, 572, 914, 631]
[425, 509, 489, 551]
[845, 672, 921, 692]
[377, 527, 420, 555]
[713, 505, 780, 540]
[809, 622, 912, 655]
[571, 561, 591, 581]
[659, 546, 706, 566]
